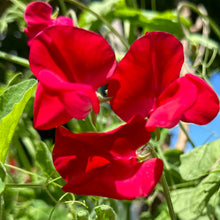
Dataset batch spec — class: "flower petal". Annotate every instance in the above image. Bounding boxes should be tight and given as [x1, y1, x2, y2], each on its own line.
[62, 158, 163, 200]
[108, 31, 183, 122]
[34, 70, 99, 130]
[52, 116, 160, 200]
[34, 83, 72, 130]
[146, 76, 197, 128]
[24, 1, 73, 45]
[29, 25, 117, 90]
[181, 74, 220, 125]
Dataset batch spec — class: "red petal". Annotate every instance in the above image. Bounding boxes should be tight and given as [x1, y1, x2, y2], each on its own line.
[24, 1, 53, 40]
[34, 83, 72, 130]
[63, 158, 163, 200]
[146, 76, 197, 128]
[52, 116, 158, 200]
[108, 31, 183, 122]
[34, 70, 100, 130]
[24, 1, 73, 44]
[181, 74, 220, 125]
[29, 26, 116, 90]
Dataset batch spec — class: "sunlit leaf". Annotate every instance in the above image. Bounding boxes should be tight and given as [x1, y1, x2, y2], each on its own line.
[171, 188, 201, 220]
[190, 168, 220, 214]
[179, 139, 220, 180]
[0, 79, 37, 162]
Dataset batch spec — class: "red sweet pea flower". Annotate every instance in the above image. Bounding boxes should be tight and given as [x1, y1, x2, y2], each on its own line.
[24, 1, 73, 45]
[108, 31, 219, 129]
[29, 26, 117, 130]
[52, 116, 163, 200]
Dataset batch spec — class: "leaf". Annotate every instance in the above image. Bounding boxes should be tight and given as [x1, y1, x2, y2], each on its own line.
[179, 139, 220, 180]
[95, 205, 116, 220]
[190, 167, 220, 214]
[171, 188, 203, 220]
[36, 142, 56, 177]
[0, 79, 37, 162]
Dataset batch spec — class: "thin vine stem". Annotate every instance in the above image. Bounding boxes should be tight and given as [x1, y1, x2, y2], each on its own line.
[160, 174, 176, 220]
[5, 183, 43, 188]
[5, 164, 45, 180]
[150, 148, 176, 220]
[0, 51, 29, 67]
[177, 1, 220, 39]
[65, 0, 130, 50]
[179, 122, 196, 148]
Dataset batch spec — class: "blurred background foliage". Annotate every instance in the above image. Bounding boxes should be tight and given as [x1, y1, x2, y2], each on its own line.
[0, 0, 220, 219]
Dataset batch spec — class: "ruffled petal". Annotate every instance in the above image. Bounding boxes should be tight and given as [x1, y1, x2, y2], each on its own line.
[52, 116, 160, 200]
[108, 31, 183, 122]
[181, 74, 220, 125]
[29, 26, 117, 90]
[34, 70, 100, 130]
[34, 83, 72, 130]
[24, 1, 73, 45]
[146, 76, 197, 128]
[62, 158, 163, 200]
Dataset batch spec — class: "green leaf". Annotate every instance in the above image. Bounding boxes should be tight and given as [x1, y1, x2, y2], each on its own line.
[0, 79, 37, 162]
[95, 205, 116, 220]
[171, 188, 205, 220]
[179, 139, 220, 180]
[190, 167, 220, 214]
[36, 142, 56, 177]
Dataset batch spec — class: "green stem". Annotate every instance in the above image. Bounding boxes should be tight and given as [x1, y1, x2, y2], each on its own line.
[160, 174, 176, 220]
[5, 164, 45, 180]
[58, 0, 67, 15]
[5, 183, 43, 188]
[179, 122, 196, 148]
[0, 51, 29, 67]
[151, 148, 176, 220]
[65, 0, 129, 50]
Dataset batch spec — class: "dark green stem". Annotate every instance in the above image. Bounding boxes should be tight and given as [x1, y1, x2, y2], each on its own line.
[151, 148, 176, 220]
[160, 174, 176, 220]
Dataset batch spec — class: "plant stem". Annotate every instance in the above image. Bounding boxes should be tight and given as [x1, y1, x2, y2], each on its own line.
[66, 0, 129, 50]
[179, 122, 196, 148]
[150, 147, 176, 220]
[5, 164, 45, 180]
[0, 51, 29, 67]
[160, 174, 176, 220]
[6, 183, 42, 188]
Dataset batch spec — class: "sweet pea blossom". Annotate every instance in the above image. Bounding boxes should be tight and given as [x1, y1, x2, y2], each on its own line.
[29, 25, 117, 130]
[52, 115, 163, 200]
[24, 1, 73, 45]
[108, 31, 219, 129]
